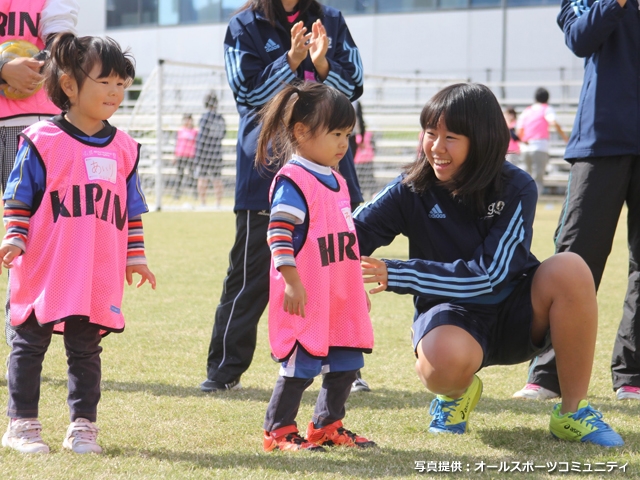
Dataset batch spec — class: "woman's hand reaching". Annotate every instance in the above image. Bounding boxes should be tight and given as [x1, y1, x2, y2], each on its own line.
[361, 256, 388, 294]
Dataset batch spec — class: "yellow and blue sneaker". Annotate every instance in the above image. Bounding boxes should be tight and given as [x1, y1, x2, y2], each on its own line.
[428, 375, 483, 434]
[549, 400, 624, 447]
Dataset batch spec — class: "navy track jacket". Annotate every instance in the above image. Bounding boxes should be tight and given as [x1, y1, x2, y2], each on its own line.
[224, 5, 364, 211]
[558, 0, 640, 159]
[354, 162, 541, 317]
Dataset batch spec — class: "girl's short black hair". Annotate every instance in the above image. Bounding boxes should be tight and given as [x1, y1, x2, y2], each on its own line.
[403, 83, 509, 214]
[535, 87, 550, 104]
[44, 33, 135, 111]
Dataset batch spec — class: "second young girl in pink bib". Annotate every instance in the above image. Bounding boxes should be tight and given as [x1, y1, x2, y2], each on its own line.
[0, 33, 156, 455]
[257, 82, 374, 452]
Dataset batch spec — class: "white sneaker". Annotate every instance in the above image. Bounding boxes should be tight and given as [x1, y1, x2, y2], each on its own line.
[616, 386, 640, 400]
[351, 377, 371, 393]
[63, 418, 102, 454]
[512, 383, 559, 400]
[2, 418, 50, 453]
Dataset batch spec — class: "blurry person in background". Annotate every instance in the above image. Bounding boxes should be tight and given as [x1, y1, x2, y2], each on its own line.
[193, 93, 226, 207]
[173, 113, 198, 199]
[516, 88, 568, 195]
[352, 100, 376, 203]
[504, 107, 522, 167]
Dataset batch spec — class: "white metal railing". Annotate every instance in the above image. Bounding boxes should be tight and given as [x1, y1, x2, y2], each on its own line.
[117, 62, 580, 209]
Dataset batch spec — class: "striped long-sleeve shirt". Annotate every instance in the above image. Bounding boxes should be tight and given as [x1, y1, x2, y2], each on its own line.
[267, 211, 298, 269]
[2, 115, 149, 266]
[353, 161, 540, 315]
[3, 199, 146, 266]
[267, 156, 339, 269]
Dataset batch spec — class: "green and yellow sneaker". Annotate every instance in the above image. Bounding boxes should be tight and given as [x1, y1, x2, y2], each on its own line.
[428, 375, 483, 434]
[549, 400, 624, 447]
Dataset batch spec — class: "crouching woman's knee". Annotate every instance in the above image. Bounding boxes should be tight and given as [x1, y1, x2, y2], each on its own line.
[539, 252, 595, 296]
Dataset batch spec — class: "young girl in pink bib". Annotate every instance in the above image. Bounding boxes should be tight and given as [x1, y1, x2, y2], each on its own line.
[0, 33, 156, 455]
[256, 82, 374, 452]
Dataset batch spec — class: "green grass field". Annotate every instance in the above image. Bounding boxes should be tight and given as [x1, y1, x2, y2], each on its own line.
[0, 199, 637, 479]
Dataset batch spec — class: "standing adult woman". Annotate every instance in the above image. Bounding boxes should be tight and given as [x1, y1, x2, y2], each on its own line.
[201, 0, 364, 392]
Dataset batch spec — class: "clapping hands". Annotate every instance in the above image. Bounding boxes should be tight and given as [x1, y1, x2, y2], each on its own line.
[287, 20, 329, 79]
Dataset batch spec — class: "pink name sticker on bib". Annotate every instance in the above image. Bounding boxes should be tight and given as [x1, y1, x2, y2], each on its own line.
[338, 199, 355, 231]
[84, 149, 117, 184]
[304, 71, 316, 82]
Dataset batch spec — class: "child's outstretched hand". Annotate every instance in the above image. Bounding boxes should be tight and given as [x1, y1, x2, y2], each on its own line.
[0, 244, 21, 274]
[126, 264, 157, 289]
[361, 256, 388, 294]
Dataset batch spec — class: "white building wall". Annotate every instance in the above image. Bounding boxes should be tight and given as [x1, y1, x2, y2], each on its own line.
[74, 0, 583, 85]
[75, 0, 106, 37]
[506, 8, 582, 78]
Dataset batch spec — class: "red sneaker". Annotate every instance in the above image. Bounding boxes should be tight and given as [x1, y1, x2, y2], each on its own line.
[263, 425, 325, 452]
[306, 420, 376, 448]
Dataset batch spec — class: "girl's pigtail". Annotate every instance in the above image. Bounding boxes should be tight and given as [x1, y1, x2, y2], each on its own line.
[49, 32, 78, 75]
[43, 32, 79, 111]
[255, 84, 301, 170]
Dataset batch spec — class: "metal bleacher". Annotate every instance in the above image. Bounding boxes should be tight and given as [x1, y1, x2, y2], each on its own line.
[360, 96, 576, 197]
[113, 70, 580, 208]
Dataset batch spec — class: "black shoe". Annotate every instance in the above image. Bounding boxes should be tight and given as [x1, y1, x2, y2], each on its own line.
[200, 378, 242, 392]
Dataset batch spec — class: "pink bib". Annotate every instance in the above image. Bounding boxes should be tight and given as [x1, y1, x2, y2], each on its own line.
[354, 132, 374, 164]
[10, 120, 140, 334]
[268, 163, 374, 360]
[174, 127, 197, 158]
[520, 104, 550, 142]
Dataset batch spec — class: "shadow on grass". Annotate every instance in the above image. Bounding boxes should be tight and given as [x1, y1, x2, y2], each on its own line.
[42, 376, 267, 399]
[38, 375, 640, 420]
[36, 378, 452, 410]
[478, 426, 639, 459]
[584, 395, 640, 415]
[480, 395, 640, 419]
[105, 446, 494, 478]
[41, 376, 437, 406]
